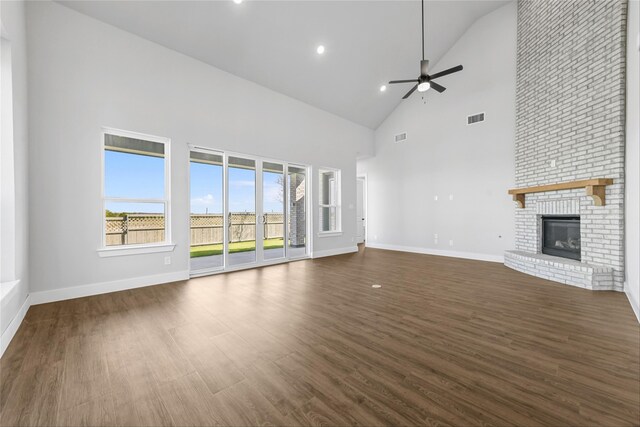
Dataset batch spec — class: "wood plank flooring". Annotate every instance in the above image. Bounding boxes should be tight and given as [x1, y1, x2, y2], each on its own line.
[1, 246, 639, 426]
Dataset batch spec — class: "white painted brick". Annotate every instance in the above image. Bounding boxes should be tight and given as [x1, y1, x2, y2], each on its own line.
[510, 0, 626, 291]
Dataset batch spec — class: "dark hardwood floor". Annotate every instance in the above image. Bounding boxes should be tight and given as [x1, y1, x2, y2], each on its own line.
[1, 246, 639, 426]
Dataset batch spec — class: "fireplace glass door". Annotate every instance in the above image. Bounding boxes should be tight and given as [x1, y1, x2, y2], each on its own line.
[541, 216, 581, 261]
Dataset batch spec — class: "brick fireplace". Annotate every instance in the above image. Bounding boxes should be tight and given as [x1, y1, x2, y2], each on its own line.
[504, 0, 627, 291]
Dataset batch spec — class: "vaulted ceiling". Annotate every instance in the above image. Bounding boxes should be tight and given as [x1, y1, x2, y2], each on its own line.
[57, 0, 508, 129]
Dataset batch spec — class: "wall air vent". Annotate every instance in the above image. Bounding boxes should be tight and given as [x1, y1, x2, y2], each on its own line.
[394, 132, 408, 143]
[467, 112, 485, 125]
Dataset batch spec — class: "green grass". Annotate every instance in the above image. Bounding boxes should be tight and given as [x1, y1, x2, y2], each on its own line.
[190, 238, 284, 258]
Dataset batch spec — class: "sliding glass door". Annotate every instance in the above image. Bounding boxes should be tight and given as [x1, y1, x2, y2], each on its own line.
[262, 162, 286, 261]
[190, 149, 308, 275]
[189, 151, 224, 272]
[287, 165, 308, 258]
[227, 156, 257, 267]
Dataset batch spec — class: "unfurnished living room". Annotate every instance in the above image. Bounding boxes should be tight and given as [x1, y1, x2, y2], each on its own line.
[1, 0, 639, 426]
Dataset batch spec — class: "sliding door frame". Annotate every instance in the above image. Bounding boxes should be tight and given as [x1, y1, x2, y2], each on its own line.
[188, 145, 311, 277]
[187, 146, 226, 275]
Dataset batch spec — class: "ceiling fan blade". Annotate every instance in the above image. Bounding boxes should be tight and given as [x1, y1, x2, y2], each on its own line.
[402, 84, 419, 99]
[429, 81, 446, 93]
[389, 79, 419, 84]
[429, 65, 463, 80]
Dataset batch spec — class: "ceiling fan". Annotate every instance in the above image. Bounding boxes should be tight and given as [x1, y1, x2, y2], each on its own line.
[389, 0, 463, 100]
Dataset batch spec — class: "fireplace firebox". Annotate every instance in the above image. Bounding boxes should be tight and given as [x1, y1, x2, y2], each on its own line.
[541, 216, 581, 261]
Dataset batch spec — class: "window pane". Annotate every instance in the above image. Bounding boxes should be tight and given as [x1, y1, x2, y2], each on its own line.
[105, 202, 165, 246]
[228, 157, 256, 266]
[263, 164, 285, 260]
[320, 170, 336, 205]
[288, 166, 307, 257]
[190, 151, 224, 270]
[320, 206, 337, 232]
[104, 134, 165, 199]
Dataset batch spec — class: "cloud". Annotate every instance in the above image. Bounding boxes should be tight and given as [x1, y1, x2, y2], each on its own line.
[191, 194, 216, 207]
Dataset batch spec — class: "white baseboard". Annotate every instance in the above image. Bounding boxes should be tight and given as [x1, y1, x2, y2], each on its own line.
[1, 294, 31, 358]
[625, 284, 640, 323]
[312, 246, 359, 259]
[30, 270, 189, 305]
[365, 242, 504, 263]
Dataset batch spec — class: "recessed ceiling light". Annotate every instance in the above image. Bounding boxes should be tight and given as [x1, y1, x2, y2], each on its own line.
[233, 0, 243, 4]
[316, 45, 325, 55]
[379, 85, 387, 92]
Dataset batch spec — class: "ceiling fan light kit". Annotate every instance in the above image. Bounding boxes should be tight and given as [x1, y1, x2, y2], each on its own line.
[417, 82, 430, 92]
[388, 0, 463, 100]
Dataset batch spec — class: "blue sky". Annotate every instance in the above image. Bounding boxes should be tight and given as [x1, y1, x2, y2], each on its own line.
[104, 151, 283, 214]
[105, 151, 164, 213]
[190, 164, 284, 213]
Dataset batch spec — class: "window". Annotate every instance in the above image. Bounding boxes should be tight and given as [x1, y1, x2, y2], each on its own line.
[319, 168, 341, 234]
[1, 37, 17, 279]
[100, 128, 172, 255]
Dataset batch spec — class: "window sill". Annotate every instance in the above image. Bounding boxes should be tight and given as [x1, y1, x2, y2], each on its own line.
[317, 231, 343, 238]
[97, 243, 176, 258]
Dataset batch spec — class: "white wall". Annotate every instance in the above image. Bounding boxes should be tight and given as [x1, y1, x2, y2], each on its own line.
[358, 1, 516, 262]
[0, 0, 29, 351]
[626, 0, 640, 321]
[26, 1, 373, 296]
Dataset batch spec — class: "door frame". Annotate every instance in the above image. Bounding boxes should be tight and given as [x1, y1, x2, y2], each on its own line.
[356, 174, 367, 244]
[188, 145, 311, 277]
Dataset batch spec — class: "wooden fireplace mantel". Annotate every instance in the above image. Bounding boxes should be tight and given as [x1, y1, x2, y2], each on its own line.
[508, 178, 614, 208]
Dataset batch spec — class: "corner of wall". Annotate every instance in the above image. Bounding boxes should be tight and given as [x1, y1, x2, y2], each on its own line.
[625, 283, 640, 322]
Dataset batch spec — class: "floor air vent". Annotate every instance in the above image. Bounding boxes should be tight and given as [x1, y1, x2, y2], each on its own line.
[394, 132, 407, 143]
[467, 112, 485, 125]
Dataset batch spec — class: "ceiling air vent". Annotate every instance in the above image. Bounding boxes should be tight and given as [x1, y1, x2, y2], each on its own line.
[467, 112, 485, 125]
[394, 132, 407, 143]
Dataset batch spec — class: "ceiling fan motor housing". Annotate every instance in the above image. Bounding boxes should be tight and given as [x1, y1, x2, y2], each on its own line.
[420, 59, 429, 76]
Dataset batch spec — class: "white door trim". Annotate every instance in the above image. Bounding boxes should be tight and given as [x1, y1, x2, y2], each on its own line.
[356, 174, 367, 244]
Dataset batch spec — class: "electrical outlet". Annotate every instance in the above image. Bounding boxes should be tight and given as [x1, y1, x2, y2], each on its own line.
[449, 240, 454, 246]
[449, 194, 454, 201]
[374, 235, 378, 241]
[434, 195, 438, 201]
[550, 159, 556, 167]
[164, 256, 171, 265]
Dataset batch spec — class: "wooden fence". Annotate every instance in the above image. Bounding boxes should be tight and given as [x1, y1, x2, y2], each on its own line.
[106, 213, 284, 246]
